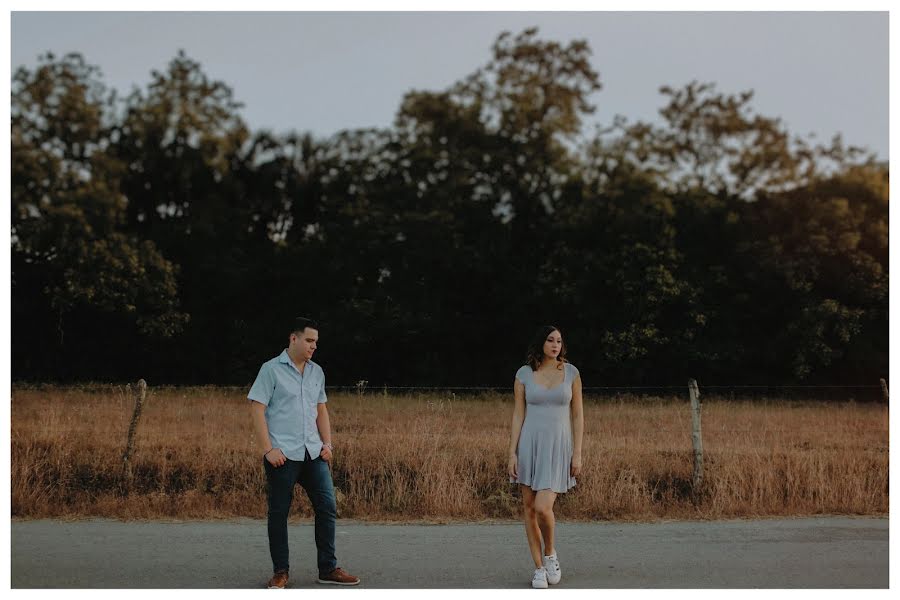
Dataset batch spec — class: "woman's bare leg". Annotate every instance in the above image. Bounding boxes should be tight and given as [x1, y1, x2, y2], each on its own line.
[534, 489, 558, 556]
[519, 485, 544, 568]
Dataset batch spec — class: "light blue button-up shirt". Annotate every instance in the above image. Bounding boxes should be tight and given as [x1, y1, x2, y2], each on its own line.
[248, 349, 328, 461]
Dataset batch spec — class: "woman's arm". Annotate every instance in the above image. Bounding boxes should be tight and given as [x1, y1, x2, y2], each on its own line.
[508, 379, 526, 478]
[571, 375, 584, 477]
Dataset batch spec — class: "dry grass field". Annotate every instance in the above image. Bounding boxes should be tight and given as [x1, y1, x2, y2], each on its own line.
[11, 385, 888, 521]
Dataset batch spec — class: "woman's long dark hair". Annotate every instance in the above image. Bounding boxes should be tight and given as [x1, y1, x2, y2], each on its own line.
[525, 325, 568, 372]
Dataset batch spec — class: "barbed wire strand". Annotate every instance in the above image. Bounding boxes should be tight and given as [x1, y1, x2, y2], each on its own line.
[325, 384, 882, 391]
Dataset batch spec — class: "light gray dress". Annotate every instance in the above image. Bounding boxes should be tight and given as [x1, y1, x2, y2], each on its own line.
[511, 362, 579, 493]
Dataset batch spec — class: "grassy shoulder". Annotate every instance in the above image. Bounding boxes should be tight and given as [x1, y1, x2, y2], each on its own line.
[11, 387, 888, 520]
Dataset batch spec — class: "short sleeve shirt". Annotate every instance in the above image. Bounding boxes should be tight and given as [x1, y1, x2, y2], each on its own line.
[248, 349, 328, 461]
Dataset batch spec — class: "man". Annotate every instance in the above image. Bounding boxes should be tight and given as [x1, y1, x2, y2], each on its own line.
[248, 317, 360, 588]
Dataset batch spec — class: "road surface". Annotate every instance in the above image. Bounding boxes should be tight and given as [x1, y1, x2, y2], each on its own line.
[11, 517, 888, 588]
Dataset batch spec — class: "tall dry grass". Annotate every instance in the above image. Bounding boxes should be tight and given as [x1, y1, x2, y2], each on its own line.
[11, 385, 888, 521]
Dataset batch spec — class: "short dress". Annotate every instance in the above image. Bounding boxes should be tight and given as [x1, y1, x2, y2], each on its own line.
[510, 362, 579, 493]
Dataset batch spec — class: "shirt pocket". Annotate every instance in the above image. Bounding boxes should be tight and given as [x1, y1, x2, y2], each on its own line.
[305, 381, 322, 405]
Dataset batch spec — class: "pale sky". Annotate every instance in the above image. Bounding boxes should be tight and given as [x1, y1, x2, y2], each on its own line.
[10, 11, 890, 158]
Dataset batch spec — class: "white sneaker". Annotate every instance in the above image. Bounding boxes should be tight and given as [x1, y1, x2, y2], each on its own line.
[543, 553, 561, 585]
[531, 567, 549, 589]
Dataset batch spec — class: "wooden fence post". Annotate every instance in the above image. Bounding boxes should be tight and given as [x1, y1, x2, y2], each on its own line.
[880, 378, 889, 403]
[122, 379, 147, 491]
[688, 378, 703, 493]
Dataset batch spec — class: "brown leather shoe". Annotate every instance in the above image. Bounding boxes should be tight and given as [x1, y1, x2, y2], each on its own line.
[317, 567, 360, 586]
[267, 571, 289, 588]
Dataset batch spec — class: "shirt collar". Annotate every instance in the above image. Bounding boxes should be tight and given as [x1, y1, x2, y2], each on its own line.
[279, 349, 317, 374]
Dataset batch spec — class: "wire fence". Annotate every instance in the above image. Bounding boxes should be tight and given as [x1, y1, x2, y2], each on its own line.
[322, 382, 887, 402]
[11, 381, 889, 402]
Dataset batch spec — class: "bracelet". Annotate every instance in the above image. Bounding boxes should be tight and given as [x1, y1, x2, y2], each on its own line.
[263, 448, 274, 458]
[322, 443, 333, 451]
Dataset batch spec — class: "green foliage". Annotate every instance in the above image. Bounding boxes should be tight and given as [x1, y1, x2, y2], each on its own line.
[10, 31, 887, 386]
[12, 53, 188, 350]
[739, 163, 888, 379]
[607, 81, 871, 198]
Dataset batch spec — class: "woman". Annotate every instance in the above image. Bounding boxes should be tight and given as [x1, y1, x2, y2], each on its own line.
[508, 325, 584, 588]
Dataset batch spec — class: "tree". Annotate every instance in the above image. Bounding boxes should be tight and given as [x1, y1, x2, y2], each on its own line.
[111, 51, 268, 380]
[11, 33, 887, 388]
[11, 53, 187, 376]
[739, 162, 888, 380]
[607, 81, 871, 198]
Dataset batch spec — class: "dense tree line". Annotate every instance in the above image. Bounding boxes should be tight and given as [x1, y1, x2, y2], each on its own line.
[11, 29, 887, 388]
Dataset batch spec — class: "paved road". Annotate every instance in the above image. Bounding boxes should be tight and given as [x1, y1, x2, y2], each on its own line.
[11, 517, 887, 588]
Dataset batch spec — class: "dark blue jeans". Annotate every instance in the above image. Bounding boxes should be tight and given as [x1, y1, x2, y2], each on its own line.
[264, 451, 337, 575]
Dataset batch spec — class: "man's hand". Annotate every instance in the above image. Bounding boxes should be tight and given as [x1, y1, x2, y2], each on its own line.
[265, 448, 286, 467]
[320, 444, 333, 463]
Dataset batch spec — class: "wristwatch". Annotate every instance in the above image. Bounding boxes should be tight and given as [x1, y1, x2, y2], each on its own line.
[322, 442, 334, 451]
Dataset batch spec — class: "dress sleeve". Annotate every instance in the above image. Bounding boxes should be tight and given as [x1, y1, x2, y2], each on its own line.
[515, 365, 530, 384]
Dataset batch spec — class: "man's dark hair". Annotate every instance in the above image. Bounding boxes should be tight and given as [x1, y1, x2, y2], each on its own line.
[290, 316, 319, 336]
